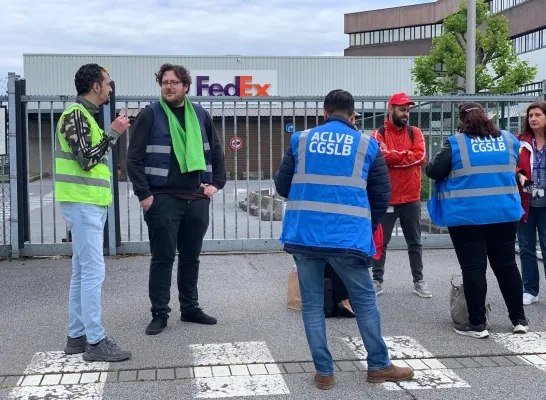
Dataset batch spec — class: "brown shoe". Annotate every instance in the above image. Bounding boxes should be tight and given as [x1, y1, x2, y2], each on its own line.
[367, 364, 414, 383]
[314, 372, 335, 390]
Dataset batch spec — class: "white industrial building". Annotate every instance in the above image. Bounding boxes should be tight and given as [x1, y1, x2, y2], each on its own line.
[23, 54, 418, 97]
[13, 53, 546, 178]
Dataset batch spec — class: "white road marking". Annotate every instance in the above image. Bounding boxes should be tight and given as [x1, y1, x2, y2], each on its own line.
[189, 341, 275, 366]
[491, 332, 546, 372]
[342, 335, 434, 359]
[385, 369, 471, 391]
[190, 341, 290, 398]
[342, 336, 471, 390]
[194, 375, 289, 399]
[490, 332, 546, 354]
[0, 191, 53, 220]
[29, 192, 54, 212]
[8, 351, 109, 400]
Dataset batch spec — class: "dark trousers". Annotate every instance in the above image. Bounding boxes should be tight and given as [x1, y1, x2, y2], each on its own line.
[372, 201, 424, 283]
[448, 222, 526, 326]
[517, 206, 546, 297]
[144, 194, 210, 316]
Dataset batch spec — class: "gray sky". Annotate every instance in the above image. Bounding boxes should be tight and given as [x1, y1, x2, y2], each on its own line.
[0, 0, 432, 79]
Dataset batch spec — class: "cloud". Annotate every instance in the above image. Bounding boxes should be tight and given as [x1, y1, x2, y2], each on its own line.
[0, 0, 432, 78]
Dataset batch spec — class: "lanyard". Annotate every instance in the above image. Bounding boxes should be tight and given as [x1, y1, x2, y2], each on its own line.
[534, 138, 544, 186]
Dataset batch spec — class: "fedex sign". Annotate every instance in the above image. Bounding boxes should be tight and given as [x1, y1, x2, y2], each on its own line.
[190, 70, 277, 97]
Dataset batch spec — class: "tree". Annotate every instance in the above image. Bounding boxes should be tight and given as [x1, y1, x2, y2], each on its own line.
[410, 0, 538, 95]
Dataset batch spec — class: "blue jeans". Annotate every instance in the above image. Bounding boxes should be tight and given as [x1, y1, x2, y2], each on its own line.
[60, 202, 108, 344]
[518, 206, 546, 297]
[293, 253, 391, 376]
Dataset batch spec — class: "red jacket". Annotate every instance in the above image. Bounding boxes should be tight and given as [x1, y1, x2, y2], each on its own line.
[515, 132, 534, 223]
[372, 118, 426, 205]
[373, 224, 383, 260]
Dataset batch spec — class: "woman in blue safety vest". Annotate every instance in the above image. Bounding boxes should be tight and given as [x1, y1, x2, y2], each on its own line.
[515, 101, 546, 306]
[424, 102, 529, 339]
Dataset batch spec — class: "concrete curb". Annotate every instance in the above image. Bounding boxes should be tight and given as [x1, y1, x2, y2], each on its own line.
[1, 353, 543, 388]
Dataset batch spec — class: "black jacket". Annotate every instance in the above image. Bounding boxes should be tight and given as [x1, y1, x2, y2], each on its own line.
[424, 138, 452, 181]
[127, 103, 227, 201]
[274, 116, 392, 235]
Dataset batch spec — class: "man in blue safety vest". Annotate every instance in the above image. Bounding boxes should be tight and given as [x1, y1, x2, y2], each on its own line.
[274, 89, 414, 390]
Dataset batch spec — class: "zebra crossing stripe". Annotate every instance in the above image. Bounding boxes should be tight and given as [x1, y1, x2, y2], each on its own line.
[8, 351, 108, 400]
[490, 332, 546, 372]
[342, 336, 471, 390]
[189, 341, 290, 398]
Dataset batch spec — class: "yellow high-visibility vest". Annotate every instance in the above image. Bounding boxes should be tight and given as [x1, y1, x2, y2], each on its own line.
[54, 103, 112, 206]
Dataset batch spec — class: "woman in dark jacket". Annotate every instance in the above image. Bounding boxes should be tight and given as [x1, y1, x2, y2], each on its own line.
[424, 102, 529, 339]
[515, 101, 546, 306]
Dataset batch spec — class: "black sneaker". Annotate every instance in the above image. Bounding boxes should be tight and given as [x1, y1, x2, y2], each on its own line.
[454, 322, 489, 339]
[82, 337, 132, 362]
[64, 335, 87, 355]
[181, 308, 217, 325]
[146, 314, 168, 335]
[513, 319, 530, 334]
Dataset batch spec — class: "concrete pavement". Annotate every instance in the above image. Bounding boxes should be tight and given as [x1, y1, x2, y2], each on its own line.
[1, 249, 546, 399]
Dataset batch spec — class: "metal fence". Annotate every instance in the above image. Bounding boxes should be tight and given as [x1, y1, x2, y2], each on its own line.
[0, 72, 544, 258]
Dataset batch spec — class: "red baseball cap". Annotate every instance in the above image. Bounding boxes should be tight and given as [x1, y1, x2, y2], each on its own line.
[389, 93, 415, 106]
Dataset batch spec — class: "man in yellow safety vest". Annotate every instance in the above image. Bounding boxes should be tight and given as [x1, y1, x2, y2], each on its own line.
[55, 63, 132, 362]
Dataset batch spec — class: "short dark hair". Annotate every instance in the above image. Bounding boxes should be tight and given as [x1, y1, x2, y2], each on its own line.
[155, 63, 192, 87]
[74, 64, 108, 96]
[458, 102, 500, 138]
[522, 101, 546, 135]
[323, 89, 354, 116]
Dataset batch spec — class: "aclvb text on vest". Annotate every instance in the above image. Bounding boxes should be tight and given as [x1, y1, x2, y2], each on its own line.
[308, 131, 356, 156]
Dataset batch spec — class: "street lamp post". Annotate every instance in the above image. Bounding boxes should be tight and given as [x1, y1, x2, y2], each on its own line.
[466, 0, 476, 94]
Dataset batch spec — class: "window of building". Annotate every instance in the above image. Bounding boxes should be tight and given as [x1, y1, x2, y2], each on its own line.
[489, 0, 530, 14]
[424, 25, 432, 39]
[348, 21, 446, 47]
[512, 28, 545, 54]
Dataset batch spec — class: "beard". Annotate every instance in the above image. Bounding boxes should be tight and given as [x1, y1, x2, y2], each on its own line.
[391, 114, 407, 127]
[162, 92, 185, 107]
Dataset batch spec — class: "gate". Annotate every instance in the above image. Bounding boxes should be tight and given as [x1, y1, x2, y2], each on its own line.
[1, 72, 544, 258]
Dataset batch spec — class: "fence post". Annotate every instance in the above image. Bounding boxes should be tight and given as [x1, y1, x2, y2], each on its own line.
[109, 82, 121, 250]
[98, 84, 119, 256]
[543, 79, 546, 101]
[18, 79, 30, 244]
[7, 73, 19, 258]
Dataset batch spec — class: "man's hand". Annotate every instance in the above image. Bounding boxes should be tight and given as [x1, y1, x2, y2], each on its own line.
[111, 112, 131, 134]
[140, 195, 154, 211]
[200, 183, 218, 198]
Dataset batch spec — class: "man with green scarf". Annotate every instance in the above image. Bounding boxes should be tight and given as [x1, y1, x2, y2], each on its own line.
[127, 63, 226, 336]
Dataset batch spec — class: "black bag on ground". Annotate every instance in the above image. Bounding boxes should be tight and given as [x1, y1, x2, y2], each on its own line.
[324, 264, 337, 318]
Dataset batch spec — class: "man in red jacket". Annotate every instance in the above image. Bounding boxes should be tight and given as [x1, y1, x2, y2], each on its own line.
[371, 93, 432, 298]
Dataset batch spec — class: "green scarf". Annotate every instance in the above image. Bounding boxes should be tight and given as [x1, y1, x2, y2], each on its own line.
[159, 95, 206, 173]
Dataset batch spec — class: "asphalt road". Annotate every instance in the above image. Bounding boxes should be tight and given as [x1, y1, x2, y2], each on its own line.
[1, 249, 545, 399]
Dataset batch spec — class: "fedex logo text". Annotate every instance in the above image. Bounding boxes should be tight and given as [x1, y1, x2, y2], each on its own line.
[196, 76, 271, 97]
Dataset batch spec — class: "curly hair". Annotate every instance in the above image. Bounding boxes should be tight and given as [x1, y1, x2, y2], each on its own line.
[74, 64, 108, 96]
[458, 102, 500, 138]
[522, 101, 546, 136]
[155, 63, 192, 87]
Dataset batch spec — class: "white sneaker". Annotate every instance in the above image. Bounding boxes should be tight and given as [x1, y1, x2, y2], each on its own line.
[523, 293, 538, 305]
